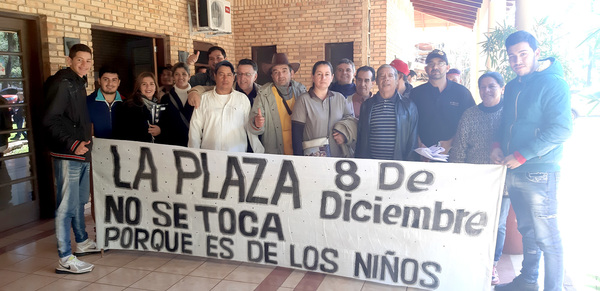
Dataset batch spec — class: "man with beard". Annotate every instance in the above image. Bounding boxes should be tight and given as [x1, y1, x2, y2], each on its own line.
[492, 30, 572, 291]
[248, 53, 306, 155]
[87, 65, 122, 138]
[410, 49, 474, 155]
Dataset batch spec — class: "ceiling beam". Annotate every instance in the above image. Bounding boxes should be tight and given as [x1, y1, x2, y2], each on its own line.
[413, 5, 477, 21]
[410, 0, 482, 9]
[413, 9, 474, 27]
[412, 2, 477, 19]
[444, 0, 482, 8]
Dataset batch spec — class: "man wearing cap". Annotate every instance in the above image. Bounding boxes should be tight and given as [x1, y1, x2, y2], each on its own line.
[447, 68, 462, 84]
[410, 49, 475, 155]
[389, 59, 413, 98]
[248, 53, 306, 155]
[330, 58, 356, 97]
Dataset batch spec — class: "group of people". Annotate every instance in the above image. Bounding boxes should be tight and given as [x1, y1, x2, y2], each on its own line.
[43, 30, 571, 291]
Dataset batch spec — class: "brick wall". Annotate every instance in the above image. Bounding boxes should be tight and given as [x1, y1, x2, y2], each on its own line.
[2, 0, 417, 92]
[233, 0, 366, 87]
[0, 0, 234, 93]
[370, 0, 387, 71]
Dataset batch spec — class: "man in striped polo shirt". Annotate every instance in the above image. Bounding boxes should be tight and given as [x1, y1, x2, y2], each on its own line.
[355, 64, 419, 161]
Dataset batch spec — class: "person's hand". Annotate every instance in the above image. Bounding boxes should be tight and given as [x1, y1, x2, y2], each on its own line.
[75, 140, 91, 155]
[332, 131, 346, 145]
[490, 147, 504, 164]
[254, 108, 265, 128]
[148, 124, 161, 137]
[502, 154, 523, 169]
[187, 51, 199, 66]
[439, 140, 452, 154]
[188, 90, 201, 108]
[418, 137, 426, 148]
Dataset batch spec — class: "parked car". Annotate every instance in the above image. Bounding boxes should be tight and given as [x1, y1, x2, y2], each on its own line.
[571, 87, 600, 118]
[0, 87, 20, 104]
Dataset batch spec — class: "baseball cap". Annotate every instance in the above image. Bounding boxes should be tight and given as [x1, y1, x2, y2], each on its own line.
[425, 49, 448, 65]
[390, 59, 409, 76]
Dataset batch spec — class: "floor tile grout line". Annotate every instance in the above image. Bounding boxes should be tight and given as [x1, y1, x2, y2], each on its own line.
[294, 271, 327, 291]
[254, 266, 294, 291]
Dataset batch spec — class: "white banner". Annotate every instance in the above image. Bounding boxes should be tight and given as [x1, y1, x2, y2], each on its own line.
[92, 138, 506, 290]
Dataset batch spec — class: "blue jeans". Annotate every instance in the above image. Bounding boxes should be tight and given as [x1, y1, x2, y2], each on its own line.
[54, 158, 90, 258]
[507, 171, 563, 291]
[494, 196, 510, 262]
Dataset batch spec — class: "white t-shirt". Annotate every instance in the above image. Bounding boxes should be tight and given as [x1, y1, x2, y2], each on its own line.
[188, 89, 264, 153]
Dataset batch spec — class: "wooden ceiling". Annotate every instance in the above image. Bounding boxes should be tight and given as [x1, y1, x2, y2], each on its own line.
[412, 0, 515, 29]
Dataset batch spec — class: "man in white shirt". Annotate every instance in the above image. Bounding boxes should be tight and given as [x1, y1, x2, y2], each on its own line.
[188, 61, 263, 153]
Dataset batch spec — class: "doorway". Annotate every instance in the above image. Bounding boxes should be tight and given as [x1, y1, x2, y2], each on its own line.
[91, 29, 168, 98]
[0, 14, 44, 232]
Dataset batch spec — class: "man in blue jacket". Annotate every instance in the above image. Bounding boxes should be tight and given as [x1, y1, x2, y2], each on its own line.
[87, 65, 122, 138]
[493, 31, 572, 291]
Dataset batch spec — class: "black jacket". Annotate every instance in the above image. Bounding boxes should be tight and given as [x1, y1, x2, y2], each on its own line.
[113, 97, 157, 143]
[159, 88, 194, 147]
[355, 91, 419, 161]
[43, 68, 92, 162]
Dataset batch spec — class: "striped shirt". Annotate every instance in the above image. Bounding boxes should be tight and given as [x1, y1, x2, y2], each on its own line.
[369, 97, 397, 160]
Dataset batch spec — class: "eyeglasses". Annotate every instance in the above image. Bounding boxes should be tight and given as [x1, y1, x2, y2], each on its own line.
[426, 62, 447, 69]
[237, 73, 255, 77]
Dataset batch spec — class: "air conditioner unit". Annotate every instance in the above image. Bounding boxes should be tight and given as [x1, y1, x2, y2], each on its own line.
[196, 0, 231, 33]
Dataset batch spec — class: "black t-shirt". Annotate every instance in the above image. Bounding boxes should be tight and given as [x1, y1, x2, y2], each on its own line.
[411, 80, 475, 146]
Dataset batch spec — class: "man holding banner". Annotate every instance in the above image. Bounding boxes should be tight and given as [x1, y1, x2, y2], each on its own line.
[492, 31, 572, 291]
[355, 64, 419, 161]
[188, 61, 263, 153]
[43, 44, 100, 274]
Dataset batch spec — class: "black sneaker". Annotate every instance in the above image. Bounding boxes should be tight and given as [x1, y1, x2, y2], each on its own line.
[495, 275, 539, 291]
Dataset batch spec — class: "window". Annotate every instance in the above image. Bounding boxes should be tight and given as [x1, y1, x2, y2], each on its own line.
[325, 42, 354, 68]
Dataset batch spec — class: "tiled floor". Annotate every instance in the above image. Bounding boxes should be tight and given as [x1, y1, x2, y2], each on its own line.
[0, 209, 521, 291]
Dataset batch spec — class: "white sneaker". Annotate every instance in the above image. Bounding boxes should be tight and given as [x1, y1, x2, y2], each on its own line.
[55, 255, 94, 274]
[74, 239, 101, 256]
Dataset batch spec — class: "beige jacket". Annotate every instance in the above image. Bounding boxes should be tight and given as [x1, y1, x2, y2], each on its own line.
[247, 80, 306, 154]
